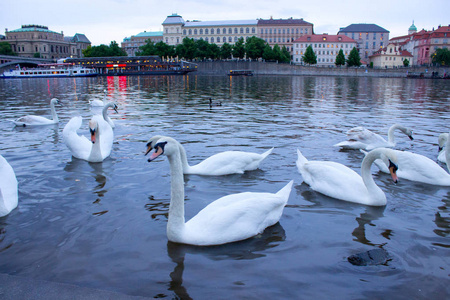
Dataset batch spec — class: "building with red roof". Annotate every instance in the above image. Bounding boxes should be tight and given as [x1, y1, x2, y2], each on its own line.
[369, 43, 413, 68]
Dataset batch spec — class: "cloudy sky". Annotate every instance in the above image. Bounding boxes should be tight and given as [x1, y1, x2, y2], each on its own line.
[2, 0, 449, 46]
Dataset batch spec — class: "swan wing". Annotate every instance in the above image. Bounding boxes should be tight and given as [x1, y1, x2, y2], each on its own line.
[97, 117, 114, 160]
[0, 155, 18, 217]
[299, 160, 369, 202]
[189, 150, 271, 175]
[185, 181, 292, 245]
[13, 115, 54, 126]
[63, 116, 92, 160]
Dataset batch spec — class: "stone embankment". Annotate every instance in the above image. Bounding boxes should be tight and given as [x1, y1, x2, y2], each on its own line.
[195, 60, 445, 78]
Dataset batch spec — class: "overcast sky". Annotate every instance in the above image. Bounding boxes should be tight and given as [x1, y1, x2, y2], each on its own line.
[2, 0, 449, 46]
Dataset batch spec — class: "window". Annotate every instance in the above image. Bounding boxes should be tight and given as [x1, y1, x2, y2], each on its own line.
[217, 28, 220, 34]
[205, 29, 208, 34]
[305, 29, 308, 34]
[228, 28, 232, 34]
[235, 28, 238, 34]
[242, 28, 244, 34]
[223, 37, 226, 42]
[211, 28, 215, 34]
[194, 29, 197, 35]
[373, 33, 376, 40]
[189, 29, 192, 35]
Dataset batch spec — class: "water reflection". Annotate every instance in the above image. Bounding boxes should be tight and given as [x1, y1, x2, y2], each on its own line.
[351, 206, 386, 246]
[166, 223, 285, 299]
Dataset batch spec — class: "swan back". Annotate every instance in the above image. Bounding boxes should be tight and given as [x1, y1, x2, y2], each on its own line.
[0, 155, 18, 217]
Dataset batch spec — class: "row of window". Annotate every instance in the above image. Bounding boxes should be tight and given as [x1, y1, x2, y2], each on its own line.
[183, 27, 256, 36]
[14, 44, 71, 53]
[260, 28, 309, 35]
[342, 32, 385, 40]
[296, 43, 354, 49]
[295, 50, 350, 56]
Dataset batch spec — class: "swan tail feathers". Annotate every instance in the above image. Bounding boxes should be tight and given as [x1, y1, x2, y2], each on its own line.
[276, 180, 294, 201]
[261, 147, 274, 159]
[296, 149, 308, 167]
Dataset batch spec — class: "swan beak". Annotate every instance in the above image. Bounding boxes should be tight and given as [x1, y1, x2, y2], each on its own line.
[144, 144, 153, 156]
[408, 135, 414, 141]
[113, 105, 118, 113]
[388, 160, 398, 183]
[438, 146, 443, 153]
[147, 146, 164, 162]
[90, 128, 96, 144]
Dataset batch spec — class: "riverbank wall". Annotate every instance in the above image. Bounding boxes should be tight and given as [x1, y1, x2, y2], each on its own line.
[195, 61, 446, 78]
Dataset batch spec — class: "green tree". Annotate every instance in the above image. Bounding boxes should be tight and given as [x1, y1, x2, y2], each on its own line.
[431, 48, 450, 66]
[33, 52, 41, 58]
[281, 46, 291, 63]
[232, 38, 245, 59]
[208, 43, 220, 59]
[245, 36, 266, 59]
[220, 43, 232, 59]
[335, 49, 346, 66]
[262, 44, 275, 61]
[302, 45, 317, 65]
[136, 40, 156, 56]
[403, 58, 410, 67]
[347, 47, 361, 67]
[176, 37, 196, 60]
[0, 42, 17, 55]
[82, 41, 127, 57]
[194, 39, 211, 59]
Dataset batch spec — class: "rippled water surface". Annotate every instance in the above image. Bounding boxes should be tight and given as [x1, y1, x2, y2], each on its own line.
[0, 75, 449, 299]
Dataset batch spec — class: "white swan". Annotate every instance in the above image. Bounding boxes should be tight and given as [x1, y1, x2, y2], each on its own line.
[296, 148, 399, 206]
[62, 115, 113, 162]
[12, 98, 60, 127]
[101, 102, 118, 128]
[145, 136, 273, 176]
[145, 136, 293, 246]
[438, 133, 448, 163]
[334, 124, 414, 150]
[89, 89, 107, 107]
[364, 133, 450, 186]
[0, 154, 18, 217]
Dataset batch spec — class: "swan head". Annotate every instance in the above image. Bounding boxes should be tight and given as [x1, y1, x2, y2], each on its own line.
[400, 126, 414, 141]
[145, 136, 178, 162]
[145, 135, 165, 156]
[438, 133, 448, 152]
[89, 119, 98, 144]
[50, 98, 59, 105]
[379, 149, 399, 183]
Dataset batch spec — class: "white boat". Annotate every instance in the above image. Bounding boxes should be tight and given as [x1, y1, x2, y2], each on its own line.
[1, 63, 97, 78]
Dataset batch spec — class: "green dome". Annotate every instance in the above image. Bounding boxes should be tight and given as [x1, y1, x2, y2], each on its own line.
[409, 22, 417, 31]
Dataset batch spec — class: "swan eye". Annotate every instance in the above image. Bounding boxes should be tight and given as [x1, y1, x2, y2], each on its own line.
[388, 160, 398, 172]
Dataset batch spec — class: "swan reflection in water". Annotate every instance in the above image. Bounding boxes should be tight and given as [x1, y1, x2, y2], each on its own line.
[164, 223, 286, 299]
[351, 206, 387, 247]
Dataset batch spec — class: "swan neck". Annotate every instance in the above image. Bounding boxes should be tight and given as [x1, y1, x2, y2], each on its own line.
[446, 135, 450, 172]
[102, 105, 111, 123]
[361, 149, 386, 205]
[50, 101, 58, 121]
[177, 142, 191, 172]
[167, 148, 186, 236]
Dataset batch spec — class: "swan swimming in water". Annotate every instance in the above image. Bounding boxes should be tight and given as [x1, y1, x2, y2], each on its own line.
[296, 148, 399, 206]
[334, 124, 414, 150]
[12, 98, 60, 127]
[145, 135, 273, 175]
[89, 89, 107, 107]
[100, 102, 118, 128]
[363, 132, 450, 186]
[0, 154, 18, 217]
[63, 115, 113, 162]
[438, 133, 448, 164]
[145, 136, 293, 246]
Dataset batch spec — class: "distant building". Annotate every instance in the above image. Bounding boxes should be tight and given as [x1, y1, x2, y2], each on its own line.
[338, 24, 389, 61]
[369, 43, 413, 68]
[4, 25, 91, 59]
[162, 14, 258, 47]
[292, 34, 357, 66]
[121, 31, 163, 56]
[390, 24, 450, 65]
[257, 17, 314, 53]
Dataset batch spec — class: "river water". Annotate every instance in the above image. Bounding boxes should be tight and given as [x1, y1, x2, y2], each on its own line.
[0, 75, 449, 299]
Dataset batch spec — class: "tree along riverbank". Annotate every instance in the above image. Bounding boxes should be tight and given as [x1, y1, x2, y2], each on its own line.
[195, 60, 448, 78]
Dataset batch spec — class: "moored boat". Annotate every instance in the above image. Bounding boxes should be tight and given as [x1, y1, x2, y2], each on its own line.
[1, 63, 97, 78]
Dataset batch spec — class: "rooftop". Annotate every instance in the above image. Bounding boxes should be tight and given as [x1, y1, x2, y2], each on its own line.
[184, 20, 258, 27]
[162, 14, 185, 25]
[8, 24, 59, 34]
[134, 31, 163, 37]
[258, 18, 313, 26]
[338, 24, 389, 33]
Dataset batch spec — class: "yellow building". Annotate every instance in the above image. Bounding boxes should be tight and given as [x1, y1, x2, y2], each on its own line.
[369, 43, 413, 68]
